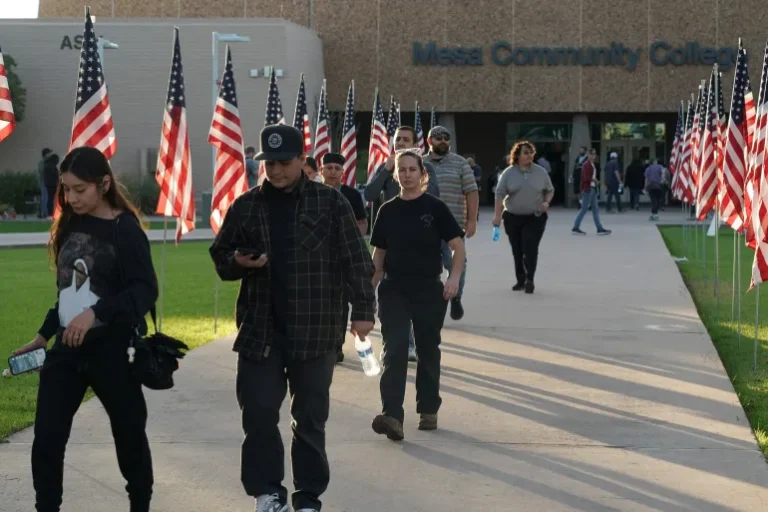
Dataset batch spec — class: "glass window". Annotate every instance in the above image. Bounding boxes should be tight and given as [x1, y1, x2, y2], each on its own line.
[590, 123, 602, 141]
[507, 122, 571, 143]
[656, 142, 666, 164]
[655, 123, 666, 141]
[602, 123, 656, 140]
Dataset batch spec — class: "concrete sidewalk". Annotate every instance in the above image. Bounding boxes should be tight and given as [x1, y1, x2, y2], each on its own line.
[2, 209, 767, 511]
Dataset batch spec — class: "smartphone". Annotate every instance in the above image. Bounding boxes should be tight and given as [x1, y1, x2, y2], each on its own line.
[8, 348, 46, 375]
[236, 247, 264, 259]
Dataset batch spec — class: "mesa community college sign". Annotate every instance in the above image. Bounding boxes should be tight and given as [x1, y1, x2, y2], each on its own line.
[412, 41, 738, 71]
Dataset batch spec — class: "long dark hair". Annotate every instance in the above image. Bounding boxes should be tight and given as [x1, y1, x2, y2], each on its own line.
[49, 147, 142, 263]
[509, 140, 536, 166]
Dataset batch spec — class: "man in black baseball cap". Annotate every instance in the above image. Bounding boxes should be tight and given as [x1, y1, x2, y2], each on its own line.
[210, 124, 376, 512]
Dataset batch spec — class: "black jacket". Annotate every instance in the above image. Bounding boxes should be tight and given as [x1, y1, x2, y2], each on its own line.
[209, 173, 376, 361]
[43, 154, 60, 188]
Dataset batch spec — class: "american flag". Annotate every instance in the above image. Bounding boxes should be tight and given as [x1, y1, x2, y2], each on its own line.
[258, 69, 285, 178]
[340, 81, 357, 186]
[677, 97, 696, 204]
[691, 84, 708, 195]
[387, 95, 398, 151]
[715, 69, 727, 207]
[430, 107, 436, 133]
[696, 69, 718, 221]
[749, 41, 768, 286]
[367, 89, 389, 181]
[208, 46, 247, 234]
[669, 102, 684, 183]
[69, 7, 116, 159]
[720, 40, 751, 233]
[415, 101, 425, 153]
[313, 79, 330, 163]
[0, 47, 16, 143]
[293, 73, 312, 155]
[155, 27, 195, 243]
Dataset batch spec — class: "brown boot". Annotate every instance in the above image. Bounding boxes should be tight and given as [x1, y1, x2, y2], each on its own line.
[418, 413, 438, 431]
[372, 414, 404, 441]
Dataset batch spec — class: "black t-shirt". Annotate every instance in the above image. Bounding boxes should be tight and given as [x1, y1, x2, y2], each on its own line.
[340, 184, 367, 221]
[264, 182, 299, 341]
[370, 193, 464, 281]
[38, 212, 157, 346]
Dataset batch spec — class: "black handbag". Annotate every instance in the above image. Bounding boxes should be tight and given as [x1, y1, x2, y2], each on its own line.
[127, 309, 188, 390]
[114, 215, 189, 390]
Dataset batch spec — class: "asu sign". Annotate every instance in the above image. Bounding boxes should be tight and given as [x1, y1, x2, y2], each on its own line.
[412, 41, 738, 72]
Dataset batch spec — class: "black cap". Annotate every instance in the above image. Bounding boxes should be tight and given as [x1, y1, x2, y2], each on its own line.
[254, 125, 304, 161]
[321, 153, 345, 166]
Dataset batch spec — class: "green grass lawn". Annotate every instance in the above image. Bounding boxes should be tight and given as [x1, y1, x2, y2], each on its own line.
[0, 242, 238, 440]
[0, 220, 205, 234]
[660, 225, 768, 455]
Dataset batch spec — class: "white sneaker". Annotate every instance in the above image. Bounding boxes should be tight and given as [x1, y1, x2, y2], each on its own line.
[408, 345, 418, 362]
[256, 493, 288, 512]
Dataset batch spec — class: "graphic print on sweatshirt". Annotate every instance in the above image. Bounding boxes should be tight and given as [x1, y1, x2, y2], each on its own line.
[57, 231, 117, 328]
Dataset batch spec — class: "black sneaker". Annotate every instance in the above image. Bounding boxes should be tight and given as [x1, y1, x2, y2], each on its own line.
[450, 297, 464, 320]
[572, 228, 587, 236]
[512, 282, 525, 291]
[525, 281, 535, 294]
[597, 229, 612, 236]
[372, 414, 404, 441]
[335, 348, 344, 365]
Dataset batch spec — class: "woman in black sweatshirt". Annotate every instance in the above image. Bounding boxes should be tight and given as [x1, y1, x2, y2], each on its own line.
[12, 146, 158, 512]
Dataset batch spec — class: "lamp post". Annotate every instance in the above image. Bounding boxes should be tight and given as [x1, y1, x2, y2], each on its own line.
[96, 36, 119, 74]
[211, 32, 250, 334]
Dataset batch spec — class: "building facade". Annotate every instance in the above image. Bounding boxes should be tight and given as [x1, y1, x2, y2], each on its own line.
[3, 0, 763, 207]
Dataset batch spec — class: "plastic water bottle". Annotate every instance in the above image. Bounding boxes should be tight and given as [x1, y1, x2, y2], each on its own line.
[492, 225, 500, 242]
[355, 336, 381, 377]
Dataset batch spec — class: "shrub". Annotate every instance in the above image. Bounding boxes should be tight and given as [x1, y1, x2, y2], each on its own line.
[119, 172, 160, 215]
[0, 171, 39, 213]
[4, 54, 26, 124]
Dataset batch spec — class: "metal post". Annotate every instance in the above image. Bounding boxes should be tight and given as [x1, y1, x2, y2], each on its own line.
[703, 220, 708, 288]
[738, 231, 742, 346]
[715, 210, 720, 306]
[732, 229, 737, 321]
[695, 214, 700, 264]
[158, 218, 168, 332]
[755, 285, 760, 372]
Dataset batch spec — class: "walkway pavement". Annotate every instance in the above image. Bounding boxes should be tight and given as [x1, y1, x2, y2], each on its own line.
[2, 208, 768, 511]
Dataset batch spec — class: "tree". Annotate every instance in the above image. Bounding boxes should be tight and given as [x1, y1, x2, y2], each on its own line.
[4, 54, 26, 123]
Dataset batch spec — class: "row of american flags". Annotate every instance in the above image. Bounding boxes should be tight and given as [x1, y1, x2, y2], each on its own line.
[0, 8, 439, 243]
[668, 37, 768, 289]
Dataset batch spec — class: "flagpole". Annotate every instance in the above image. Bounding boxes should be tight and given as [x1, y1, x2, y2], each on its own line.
[733, 229, 738, 320]
[755, 285, 760, 371]
[158, 217, 168, 332]
[714, 66, 721, 307]
[738, 231, 742, 346]
[703, 218, 708, 288]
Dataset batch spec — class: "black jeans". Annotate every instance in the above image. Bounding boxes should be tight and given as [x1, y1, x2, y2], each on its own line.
[32, 337, 153, 512]
[606, 188, 622, 212]
[378, 278, 448, 423]
[502, 211, 548, 284]
[236, 345, 336, 511]
[649, 186, 663, 214]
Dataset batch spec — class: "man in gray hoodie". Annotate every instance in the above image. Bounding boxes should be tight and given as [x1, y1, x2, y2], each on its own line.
[365, 125, 439, 361]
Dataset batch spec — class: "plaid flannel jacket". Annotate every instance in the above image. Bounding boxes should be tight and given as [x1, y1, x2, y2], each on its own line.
[209, 174, 376, 361]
